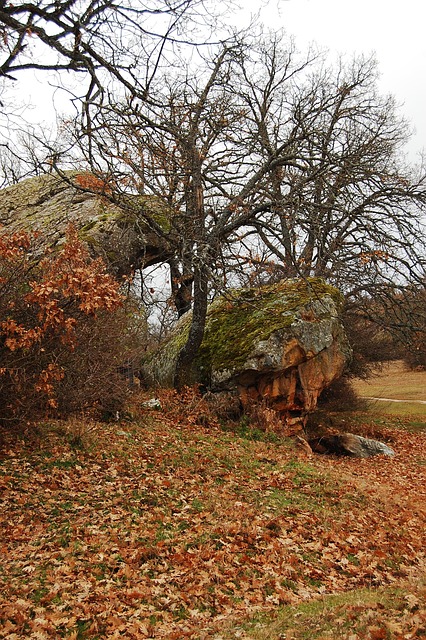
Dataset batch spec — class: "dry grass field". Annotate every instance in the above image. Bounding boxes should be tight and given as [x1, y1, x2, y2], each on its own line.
[351, 361, 426, 417]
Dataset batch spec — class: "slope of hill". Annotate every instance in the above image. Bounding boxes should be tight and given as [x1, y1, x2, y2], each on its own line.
[1, 391, 425, 638]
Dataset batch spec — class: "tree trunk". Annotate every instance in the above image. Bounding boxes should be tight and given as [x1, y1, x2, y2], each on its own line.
[170, 259, 194, 318]
[174, 143, 208, 389]
[173, 262, 209, 389]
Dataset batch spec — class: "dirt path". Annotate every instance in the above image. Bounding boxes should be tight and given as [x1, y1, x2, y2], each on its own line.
[362, 396, 426, 405]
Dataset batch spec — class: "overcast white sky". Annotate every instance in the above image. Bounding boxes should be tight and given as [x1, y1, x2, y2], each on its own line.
[9, 0, 426, 164]
[240, 0, 426, 161]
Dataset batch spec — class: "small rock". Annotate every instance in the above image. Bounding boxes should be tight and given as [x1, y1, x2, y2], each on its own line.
[308, 433, 395, 458]
[142, 398, 162, 410]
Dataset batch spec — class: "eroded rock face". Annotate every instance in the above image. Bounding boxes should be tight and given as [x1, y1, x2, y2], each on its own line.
[0, 172, 172, 275]
[142, 278, 352, 431]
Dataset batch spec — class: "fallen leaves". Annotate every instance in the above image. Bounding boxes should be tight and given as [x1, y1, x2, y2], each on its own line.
[0, 409, 425, 638]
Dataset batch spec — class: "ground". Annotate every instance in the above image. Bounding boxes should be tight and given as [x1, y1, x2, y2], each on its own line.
[352, 360, 426, 415]
[0, 374, 425, 639]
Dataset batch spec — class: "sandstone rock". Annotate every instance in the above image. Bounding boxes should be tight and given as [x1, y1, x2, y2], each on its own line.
[0, 172, 172, 275]
[142, 278, 352, 430]
[308, 433, 395, 458]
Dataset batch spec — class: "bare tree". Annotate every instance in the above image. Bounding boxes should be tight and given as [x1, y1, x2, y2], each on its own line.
[0, 0, 225, 104]
[231, 47, 426, 348]
[0, 0, 236, 189]
[63, 40, 265, 387]
[22, 33, 426, 385]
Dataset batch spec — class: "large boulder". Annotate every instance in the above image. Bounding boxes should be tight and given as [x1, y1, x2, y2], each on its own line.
[142, 278, 352, 430]
[0, 172, 172, 275]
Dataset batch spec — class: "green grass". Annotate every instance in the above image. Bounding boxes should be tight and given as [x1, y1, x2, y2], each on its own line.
[362, 398, 426, 417]
[350, 360, 426, 422]
[225, 585, 425, 639]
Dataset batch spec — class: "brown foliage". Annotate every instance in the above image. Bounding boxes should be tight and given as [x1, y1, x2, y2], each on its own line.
[0, 225, 146, 424]
[0, 409, 424, 638]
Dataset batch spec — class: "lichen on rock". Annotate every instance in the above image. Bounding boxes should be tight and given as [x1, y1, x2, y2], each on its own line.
[141, 278, 352, 431]
[0, 171, 172, 276]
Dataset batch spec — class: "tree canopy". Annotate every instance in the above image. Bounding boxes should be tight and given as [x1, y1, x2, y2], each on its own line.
[0, 0, 222, 103]
[0, 9, 425, 385]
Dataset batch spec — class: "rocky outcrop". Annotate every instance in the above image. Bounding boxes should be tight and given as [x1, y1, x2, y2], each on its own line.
[0, 172, 172, 276]
[142, 278, 352, 431]
[308, 433, 395, 458]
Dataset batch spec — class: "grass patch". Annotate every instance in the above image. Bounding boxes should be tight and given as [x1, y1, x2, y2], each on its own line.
[352, 360, 426, 402]
[323, 409, 426, 435]
[221, 418, 284, 444]
[362, 398, 426, 418]
[231, 585, 425, 639]
[350, 361, 426, 422]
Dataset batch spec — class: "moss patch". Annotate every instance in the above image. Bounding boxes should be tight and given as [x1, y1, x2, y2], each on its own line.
[197, 278, 343, 373]
[118, 194, 173, 232]
[142, 278, 344, 387]
[0, 171, 174, 251]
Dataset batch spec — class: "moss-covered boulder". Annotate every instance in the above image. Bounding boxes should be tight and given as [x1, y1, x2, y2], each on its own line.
[0, 172, 172, 275]
[142, 278, 352, 430]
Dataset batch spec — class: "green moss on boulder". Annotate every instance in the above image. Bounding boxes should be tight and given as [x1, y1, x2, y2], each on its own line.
[199, 278, 343, 374]
[141, 277, 350, 398]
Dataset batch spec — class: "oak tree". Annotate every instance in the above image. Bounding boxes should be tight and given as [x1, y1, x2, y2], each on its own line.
[0, 0, 221, 103]
[7, 32, 425, 385]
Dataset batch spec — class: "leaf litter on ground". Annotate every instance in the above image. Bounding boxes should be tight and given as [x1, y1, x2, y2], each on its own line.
[0, 391, 425, 638]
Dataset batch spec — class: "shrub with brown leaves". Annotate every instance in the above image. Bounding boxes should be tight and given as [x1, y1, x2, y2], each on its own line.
[0, 225, 146, 425]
